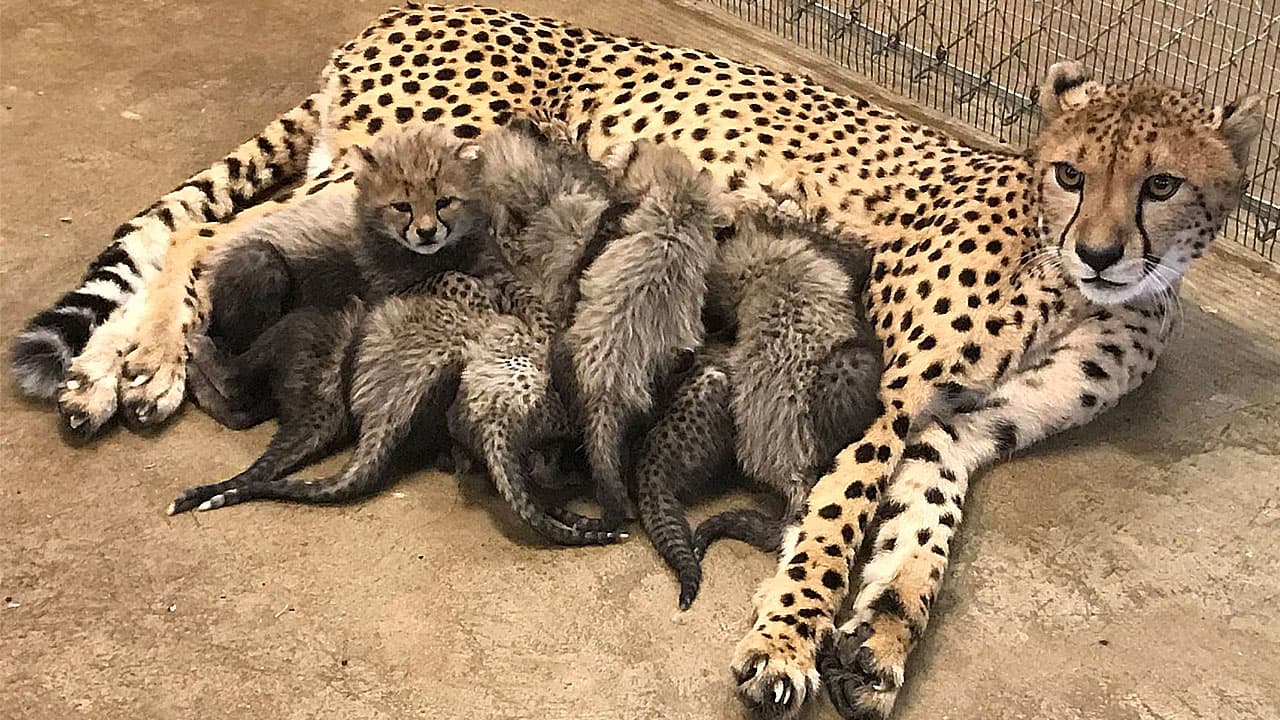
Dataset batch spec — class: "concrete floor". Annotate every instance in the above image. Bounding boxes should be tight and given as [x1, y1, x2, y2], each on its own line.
[3, 2, 1279, 719]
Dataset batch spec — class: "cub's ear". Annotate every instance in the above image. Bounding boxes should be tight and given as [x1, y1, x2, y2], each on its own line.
[601, 141, 638, 174]
[456, 142, 482, 162]
[1211, 94, 1265, 167]
[1038, 61, 1102, 119]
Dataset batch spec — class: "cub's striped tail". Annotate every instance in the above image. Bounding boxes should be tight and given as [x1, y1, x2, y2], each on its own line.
[9, 94, 324, 400]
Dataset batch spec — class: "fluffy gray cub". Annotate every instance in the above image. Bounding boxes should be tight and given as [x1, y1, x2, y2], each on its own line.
[167, 272, 489, 515]
[637, 210, 884, 609]
[200, 124, 496, 360]
[549, 140, 726, 530]
[447, 312, 625, 545]
[167, 125, 494, 514]
[471, 116, 618, 327]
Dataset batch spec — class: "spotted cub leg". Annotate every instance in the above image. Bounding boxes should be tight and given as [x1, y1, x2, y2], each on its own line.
[823, 306, 1166, 719]
[449, 317, 626, 546]
[106, 177, 354, 428]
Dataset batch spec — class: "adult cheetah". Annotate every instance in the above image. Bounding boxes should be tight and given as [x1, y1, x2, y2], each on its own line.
[9, 3, 1263, 718]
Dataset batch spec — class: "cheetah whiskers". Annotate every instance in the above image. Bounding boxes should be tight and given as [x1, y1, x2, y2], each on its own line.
[1144, 258, 1185, 339]
[1020, 246, 1065, 278]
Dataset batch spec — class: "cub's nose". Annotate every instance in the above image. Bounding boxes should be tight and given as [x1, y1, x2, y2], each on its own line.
[414, 225, 437, 243]
[1076, 243, 1123, 273]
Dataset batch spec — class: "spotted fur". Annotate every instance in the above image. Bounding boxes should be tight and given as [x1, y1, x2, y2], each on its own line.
[13, 5, 1264, 719]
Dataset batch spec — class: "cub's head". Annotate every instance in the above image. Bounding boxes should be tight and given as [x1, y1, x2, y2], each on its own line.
[1033, 61, 1264, 304]
[602, 139, 732, 229]
[351, 125, 487, 255]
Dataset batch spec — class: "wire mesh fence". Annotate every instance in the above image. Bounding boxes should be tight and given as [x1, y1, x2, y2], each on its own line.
[709, 0, 1279, 260]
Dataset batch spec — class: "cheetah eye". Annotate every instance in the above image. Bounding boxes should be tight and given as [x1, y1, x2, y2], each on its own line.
[1142, 174, 1183, 201]
[390, 201, 412, 214]
[435, 196, 454, 212]
[1053, 162, 1084, 192]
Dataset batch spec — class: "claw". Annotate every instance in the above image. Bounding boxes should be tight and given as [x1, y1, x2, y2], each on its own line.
[67, 413, 88, 430]
[129, 373, 150, 387]
[773, 680, 785, 703]
[64, 379, 81, 391]
[196, 495, 224, 511]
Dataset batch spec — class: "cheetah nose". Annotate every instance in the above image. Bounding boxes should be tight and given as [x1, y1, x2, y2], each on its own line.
[415, 225, 437, 243]
[1076, 243, 1123, 273]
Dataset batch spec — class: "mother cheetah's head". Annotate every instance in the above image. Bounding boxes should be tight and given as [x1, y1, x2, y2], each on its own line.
[1032, 61, 1264, 305]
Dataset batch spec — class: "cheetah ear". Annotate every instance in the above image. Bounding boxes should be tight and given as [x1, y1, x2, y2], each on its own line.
[1211, 94, 1265, 167]
[1038, 61, 1101, 119]
[456, 142, 482, 162]
[350, 144, 378, 171]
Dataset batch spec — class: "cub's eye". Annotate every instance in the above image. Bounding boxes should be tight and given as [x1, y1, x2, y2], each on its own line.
[435, 196, 454, 212]
[1142, 174, 1183, 201]
[1054, 162, 1085, 191]
[390, 201, 412, 214]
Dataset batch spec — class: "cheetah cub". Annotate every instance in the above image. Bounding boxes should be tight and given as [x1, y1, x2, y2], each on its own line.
[636, 210, 884, 608]
[546, 139, 727, 530]
[167, 125, 499, 514]
[197, 124, 497, 365]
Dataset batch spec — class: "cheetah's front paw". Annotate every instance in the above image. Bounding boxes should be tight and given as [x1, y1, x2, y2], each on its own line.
[731, 614, 824, 719]
[118, 343, 187, 428]
[57, 367, 120, 442]
[817, 618, 908, 720]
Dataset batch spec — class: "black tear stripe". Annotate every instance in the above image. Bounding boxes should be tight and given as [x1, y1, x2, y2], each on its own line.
[1135, 199, 1153, 259]
[1058, 193, 1082, 251]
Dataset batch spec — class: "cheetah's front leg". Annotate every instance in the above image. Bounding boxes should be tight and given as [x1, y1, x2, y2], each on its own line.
[55, 293, 152, 439]
[57, 223, 239, 434]
[731, 388, 924, 720]
[822, 304, 1167, 719]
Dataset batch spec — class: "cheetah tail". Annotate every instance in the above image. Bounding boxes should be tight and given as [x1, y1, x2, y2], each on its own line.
[479, 430, 625, 546]
[9, 93, 324, 400]
[692, 509, 784, 557]
[636, 464, 703, 610]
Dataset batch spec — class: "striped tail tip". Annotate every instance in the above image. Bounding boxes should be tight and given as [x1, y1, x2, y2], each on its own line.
[9, 325, 75, 401]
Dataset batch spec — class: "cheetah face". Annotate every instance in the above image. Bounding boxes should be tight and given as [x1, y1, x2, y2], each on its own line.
[351, 126, 486, 254]
[369, 194, 489, 255]
[1033, 62, 1263, 305]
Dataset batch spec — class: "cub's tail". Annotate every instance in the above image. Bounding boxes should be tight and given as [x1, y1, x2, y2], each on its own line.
[9, 93, 324, 399]
[692, 509, 785, 557]
[479, 427, 626, 547]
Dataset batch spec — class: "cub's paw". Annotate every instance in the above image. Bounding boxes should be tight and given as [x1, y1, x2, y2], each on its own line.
[57, 368, 119, 442]
[731, 617, 824, 719]
[818, 619, 908, 720]
[119, 344, 187, 428]
[167, 480, 240, 515]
